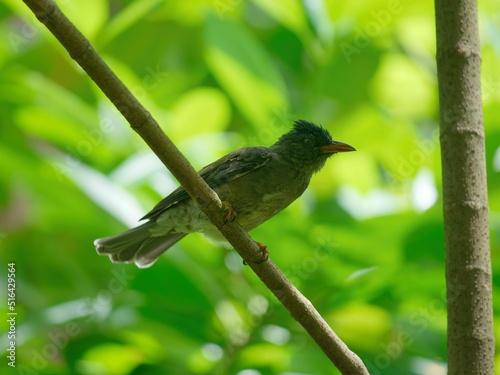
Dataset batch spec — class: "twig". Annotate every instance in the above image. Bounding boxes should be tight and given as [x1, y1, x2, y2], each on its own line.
[22, 0, 369, 373]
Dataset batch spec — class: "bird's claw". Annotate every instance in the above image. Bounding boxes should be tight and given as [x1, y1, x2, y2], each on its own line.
[243, 241, 270, 265]
[256, 242, 269, 263]
[222, 201, 237, 224]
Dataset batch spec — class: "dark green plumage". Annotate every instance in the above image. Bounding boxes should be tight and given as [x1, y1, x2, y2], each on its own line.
[95, 120, 355, 268]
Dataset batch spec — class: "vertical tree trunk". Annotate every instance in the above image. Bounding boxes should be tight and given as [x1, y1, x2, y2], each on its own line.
[435, 0, 494, 373]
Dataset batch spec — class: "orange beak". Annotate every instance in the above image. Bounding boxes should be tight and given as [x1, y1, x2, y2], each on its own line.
[321, 141, 356, 154]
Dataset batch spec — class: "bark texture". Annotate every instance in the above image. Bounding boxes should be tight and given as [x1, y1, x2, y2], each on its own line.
[435, 0, 494, 373]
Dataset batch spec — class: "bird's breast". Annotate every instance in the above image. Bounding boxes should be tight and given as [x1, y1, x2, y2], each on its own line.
[215, 163, 311, 231]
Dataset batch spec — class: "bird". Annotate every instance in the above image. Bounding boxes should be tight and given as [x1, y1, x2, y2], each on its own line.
[94, 120, 355, 268]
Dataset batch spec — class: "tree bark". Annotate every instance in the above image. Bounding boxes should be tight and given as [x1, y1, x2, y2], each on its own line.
[22, 0, 369, 373]
[435, 0, 494, 373]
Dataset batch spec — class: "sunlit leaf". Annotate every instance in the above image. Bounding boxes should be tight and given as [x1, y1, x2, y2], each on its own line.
[168, 87, 231, 140]
[59, 0, 108, 40]
[80, 343, 144, 375]
[99, 0, 160, 46]
[326, 303, 392, 352]
[204, 12, 288, 128]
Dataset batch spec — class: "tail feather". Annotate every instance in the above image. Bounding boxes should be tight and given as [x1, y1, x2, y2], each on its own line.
[94, 222, 186, 268]
[134, 233, 186, 268]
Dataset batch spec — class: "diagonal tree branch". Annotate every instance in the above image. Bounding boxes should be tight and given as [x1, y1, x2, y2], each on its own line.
[22, 0, 369, 373]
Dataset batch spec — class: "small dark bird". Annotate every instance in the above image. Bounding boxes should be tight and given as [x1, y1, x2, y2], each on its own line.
[95, 120, 355, 268]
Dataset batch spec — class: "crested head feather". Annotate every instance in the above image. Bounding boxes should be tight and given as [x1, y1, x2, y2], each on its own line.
[291, 120, 333, 142]
[274, 119, 334, 148]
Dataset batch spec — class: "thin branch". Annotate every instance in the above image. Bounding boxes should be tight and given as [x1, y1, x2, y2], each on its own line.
[22, 0, 369, 373]
[435, 0, 494, 373]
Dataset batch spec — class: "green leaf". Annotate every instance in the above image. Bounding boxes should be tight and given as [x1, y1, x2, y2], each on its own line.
[80, 343, 145, 375]
[251, 0, 314, 43]
[58, 0, 108, 40]
[326, 302, 392, 351]
[169, 87, 231, 140]
[204, 12, 288, 128]
[99, 0, 161, 46]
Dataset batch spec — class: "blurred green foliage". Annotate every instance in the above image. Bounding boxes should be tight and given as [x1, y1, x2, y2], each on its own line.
[0, 0, 499, 374]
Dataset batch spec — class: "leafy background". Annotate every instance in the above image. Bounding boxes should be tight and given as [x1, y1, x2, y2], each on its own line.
[0, 0, 499, 374]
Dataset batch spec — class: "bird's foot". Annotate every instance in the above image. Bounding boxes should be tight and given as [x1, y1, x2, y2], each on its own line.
[243, 241, 269, 265]
[222, 201, 237, 224]
[255, 242, 269, 263]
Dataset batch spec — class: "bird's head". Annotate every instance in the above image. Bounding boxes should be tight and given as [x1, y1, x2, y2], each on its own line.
[272, 120, 355, 173]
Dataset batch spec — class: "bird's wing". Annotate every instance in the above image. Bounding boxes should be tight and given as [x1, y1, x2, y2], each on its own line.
[140, 147, 272, 221]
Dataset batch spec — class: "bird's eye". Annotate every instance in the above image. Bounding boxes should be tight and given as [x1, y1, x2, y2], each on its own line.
[304, 137, 314, 146]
